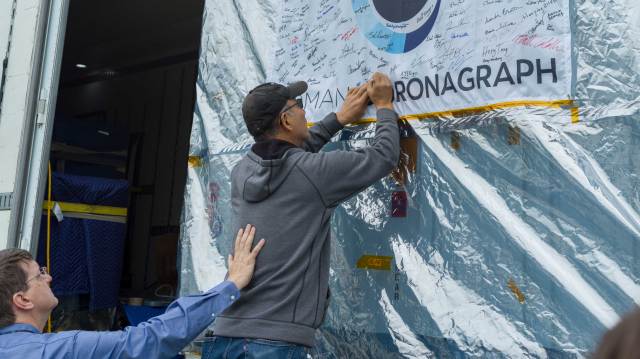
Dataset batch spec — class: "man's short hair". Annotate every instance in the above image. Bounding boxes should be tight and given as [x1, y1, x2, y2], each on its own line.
[0, 249, 32, 328]
[593, 307, 640, 358]
[241, 81, 307, 139]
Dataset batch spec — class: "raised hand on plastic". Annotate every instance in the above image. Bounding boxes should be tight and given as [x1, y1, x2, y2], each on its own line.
[367, 72, 394, 111]
[336, 83, 370, 126]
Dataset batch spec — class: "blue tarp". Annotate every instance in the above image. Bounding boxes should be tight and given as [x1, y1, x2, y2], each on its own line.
[38, 173, 128, 310]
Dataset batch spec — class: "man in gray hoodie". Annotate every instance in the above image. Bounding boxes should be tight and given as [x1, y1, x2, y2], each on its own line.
[206, 72, 400, 358]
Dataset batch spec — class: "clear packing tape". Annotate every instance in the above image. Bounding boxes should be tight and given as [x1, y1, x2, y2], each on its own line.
[179, 0, 640, 357]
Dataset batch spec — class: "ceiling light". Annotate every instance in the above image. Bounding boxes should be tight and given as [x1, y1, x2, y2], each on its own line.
[75, 63, 87, 69]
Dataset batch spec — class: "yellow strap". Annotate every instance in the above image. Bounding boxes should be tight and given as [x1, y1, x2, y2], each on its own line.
[571, 106, 580, 123]
[308, 99, 576, 127]
[43, 201, 127, 217]
[46, 163, 52, 333]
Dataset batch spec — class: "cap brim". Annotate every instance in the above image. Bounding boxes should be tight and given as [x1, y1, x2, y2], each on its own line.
[286, 81, 308, 98]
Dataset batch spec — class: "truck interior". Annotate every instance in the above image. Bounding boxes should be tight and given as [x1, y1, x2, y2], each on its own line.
[41, 0, 205, 331]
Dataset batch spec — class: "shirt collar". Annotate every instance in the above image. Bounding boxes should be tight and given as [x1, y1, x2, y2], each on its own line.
[0, 323, 41, 335]
[251, 139, 298, 160]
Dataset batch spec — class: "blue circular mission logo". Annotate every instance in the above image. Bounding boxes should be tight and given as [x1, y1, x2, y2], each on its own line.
[352, 0, 441, 54]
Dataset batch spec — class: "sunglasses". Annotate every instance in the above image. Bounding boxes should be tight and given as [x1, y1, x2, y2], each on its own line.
[280, 98, 304, 114]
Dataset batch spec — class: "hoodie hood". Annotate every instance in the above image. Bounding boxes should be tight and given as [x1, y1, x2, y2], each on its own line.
[235, 141, 303, 202]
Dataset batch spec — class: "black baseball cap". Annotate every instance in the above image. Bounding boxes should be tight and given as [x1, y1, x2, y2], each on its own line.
[242, 81, 308, 138]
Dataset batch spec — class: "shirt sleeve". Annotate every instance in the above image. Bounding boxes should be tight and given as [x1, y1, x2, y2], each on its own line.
[301, 112, 344, 153]
[297, 108, 400, 207]
[70, 281, 239, 359]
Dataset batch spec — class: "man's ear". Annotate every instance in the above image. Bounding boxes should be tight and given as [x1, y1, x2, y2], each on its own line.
[279, 112, 294, 132]
[13, 292, 34, 311]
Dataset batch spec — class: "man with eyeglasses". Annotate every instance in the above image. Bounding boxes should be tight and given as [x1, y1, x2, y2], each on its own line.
[204, 72, 399, 358]
[0, 225, 265, 359]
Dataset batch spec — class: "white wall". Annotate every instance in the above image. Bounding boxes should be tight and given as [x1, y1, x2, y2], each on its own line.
[0, 0, 14, 83]
[0, 0, 45, 247]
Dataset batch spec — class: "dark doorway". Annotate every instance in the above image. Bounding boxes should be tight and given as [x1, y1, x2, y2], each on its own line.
[42, 0, 205, 331]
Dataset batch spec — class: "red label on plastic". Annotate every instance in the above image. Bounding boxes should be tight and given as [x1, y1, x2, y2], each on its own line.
[391, 191, 407, 217]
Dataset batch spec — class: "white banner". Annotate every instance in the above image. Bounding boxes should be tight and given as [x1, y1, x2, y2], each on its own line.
[269, 0, 573, 122]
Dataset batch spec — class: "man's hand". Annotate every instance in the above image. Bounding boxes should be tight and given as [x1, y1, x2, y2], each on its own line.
[336, 84, 369, 126]
[227, 224, 265, 290]
[367, 72, 394, 110]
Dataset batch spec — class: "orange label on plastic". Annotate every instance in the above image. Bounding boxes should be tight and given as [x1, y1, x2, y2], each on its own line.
[356, 255, 393, 271]
[508, 278, 526, 304]
[571, 106, 580, 123]
[188, 156, 204, 168]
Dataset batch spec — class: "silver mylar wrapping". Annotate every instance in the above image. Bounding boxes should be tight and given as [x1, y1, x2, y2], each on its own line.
[179, 0, 640, 357]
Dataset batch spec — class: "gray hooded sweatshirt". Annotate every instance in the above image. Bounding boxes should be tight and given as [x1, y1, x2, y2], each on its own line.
[213, 108, 400, 347]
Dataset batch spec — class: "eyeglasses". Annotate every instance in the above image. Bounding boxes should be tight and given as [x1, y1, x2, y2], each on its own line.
[280, 98, 304, 114]
[26, 267, 49, 284]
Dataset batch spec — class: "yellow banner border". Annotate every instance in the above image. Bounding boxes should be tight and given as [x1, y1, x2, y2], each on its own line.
[308, 99, 579, 127]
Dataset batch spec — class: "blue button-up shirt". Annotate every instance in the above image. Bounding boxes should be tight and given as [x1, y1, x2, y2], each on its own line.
[0, 281, 239, 359]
